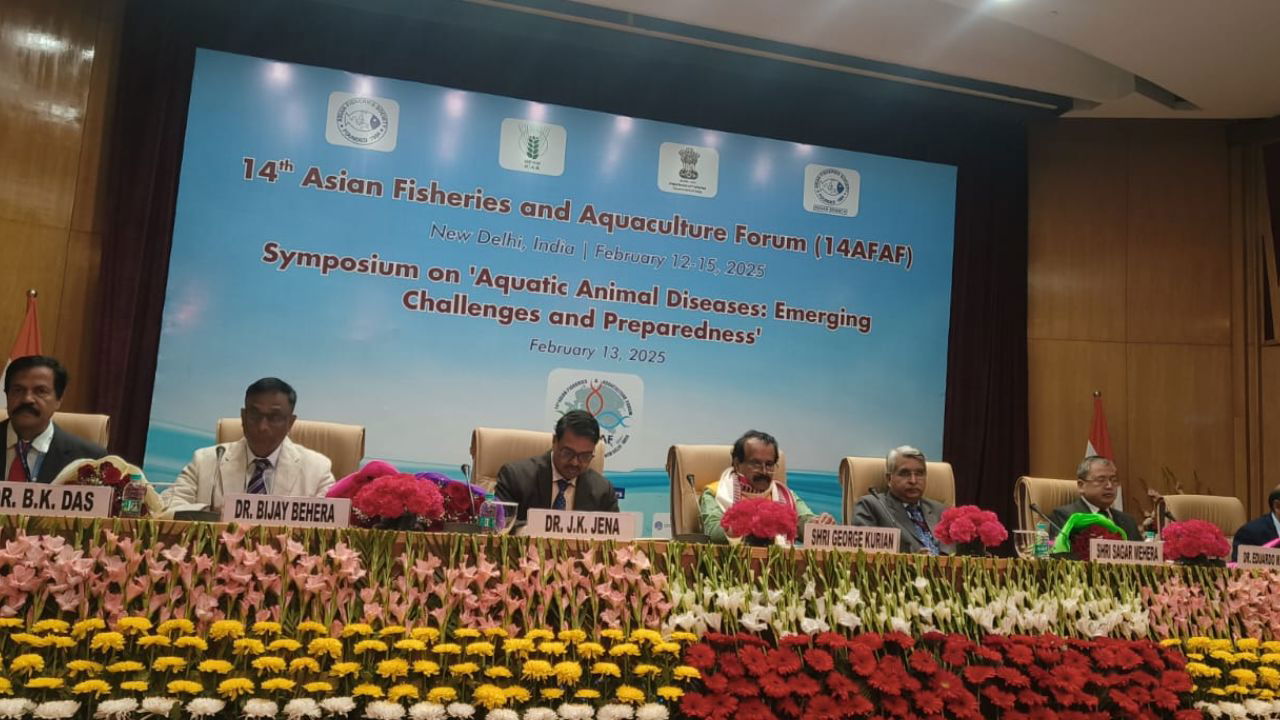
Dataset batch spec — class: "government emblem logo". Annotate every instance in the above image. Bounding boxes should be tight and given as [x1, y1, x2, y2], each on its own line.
[325, 91, 399, 152]
[499, 118, 567, 176]
[657, 142, 718, 198]
[678, 146, 700, 180]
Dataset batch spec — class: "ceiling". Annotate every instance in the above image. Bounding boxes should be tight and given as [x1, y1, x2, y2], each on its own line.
[557, 0, 1280, 119]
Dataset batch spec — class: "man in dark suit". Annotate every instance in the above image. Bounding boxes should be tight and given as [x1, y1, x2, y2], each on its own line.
[1050, 456, 1142, 542]
[495, 409, 619, 522]
[1232, 485, 1280, 560]
[850, 445, 954, 555]
[4, 355, 107, 483]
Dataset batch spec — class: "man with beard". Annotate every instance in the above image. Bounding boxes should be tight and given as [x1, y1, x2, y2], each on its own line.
[3, 355, 107, 483]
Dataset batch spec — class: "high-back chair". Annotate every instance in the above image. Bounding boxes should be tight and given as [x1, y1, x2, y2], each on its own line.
[666, 444, 789, 538]
[216, 418, 366, 480]
[838, 456, 956, 523]
[469, 427, 606, 492]
[1156, 494, 1248, 538]
[0, 410, 110, 448]
[1013, 476, 1081, 532]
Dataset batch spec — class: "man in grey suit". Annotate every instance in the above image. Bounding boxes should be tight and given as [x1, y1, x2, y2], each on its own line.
[1050, 455, 1142, 542]
[495, 409, 619, 522]
[3, 355, 107, 483]
[850, 445, 953, 555]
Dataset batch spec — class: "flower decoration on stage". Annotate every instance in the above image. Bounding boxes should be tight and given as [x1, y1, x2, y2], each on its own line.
[934, 505, 1008, 554]
[1051, 512, 1125, 561]
[51, 455, 163, 517]
[328, 460, 444, 529]
[720, 497, 798, 545]
[416, 471, 487, 528]
[1161, 518, 1231, 565]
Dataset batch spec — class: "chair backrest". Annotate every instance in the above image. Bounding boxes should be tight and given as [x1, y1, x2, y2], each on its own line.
[1157, 494, 1248, 538]
[838, 456, 955, 523]
[216, 418, 367, 480]
[666, 444, 789, 537]
[469, 427, 607, 492]
[0, 410, 110, 448]
[1013, 476, 1081, 531]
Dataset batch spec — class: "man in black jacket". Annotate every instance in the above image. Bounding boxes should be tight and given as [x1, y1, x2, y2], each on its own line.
[495, 409, 619, 522]
[3, 355, 107, 483]
[1232, 485, 1280, 560]
[1050, 455, 1142, 543]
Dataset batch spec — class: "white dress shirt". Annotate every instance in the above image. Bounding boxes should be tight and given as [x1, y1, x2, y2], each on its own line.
[5, 422, 54, 481]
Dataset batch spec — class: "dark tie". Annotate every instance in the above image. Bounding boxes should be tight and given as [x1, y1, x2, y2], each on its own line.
[551, 478, 570, 510]
[904, 503, 941, 555]
[246, 458, 270, 495]
[6, 441, 28, 483]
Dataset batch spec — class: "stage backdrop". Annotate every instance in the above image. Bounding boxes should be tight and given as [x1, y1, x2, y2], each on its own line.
[144, 49, 957, 534]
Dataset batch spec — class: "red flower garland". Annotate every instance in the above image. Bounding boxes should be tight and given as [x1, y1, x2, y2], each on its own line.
[720, 497, 798, 543]
[1160, 518, 1231, 561]
[934, 504, 1009, 547]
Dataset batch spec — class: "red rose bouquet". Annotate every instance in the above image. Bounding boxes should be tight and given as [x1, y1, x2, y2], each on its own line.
[934, 505, 1008, 555]
[1161, 518, 1230, 564]
[721, 497, 798, 545]
[52, 455, 162, 517]
[351, 472, 445, 531]
[1069, 524, 1124, 561]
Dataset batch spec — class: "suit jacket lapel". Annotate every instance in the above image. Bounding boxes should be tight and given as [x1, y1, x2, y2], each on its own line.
[219, 440, 249, 498]
[571, 471, 594, 511]
[884, 497, 920, 548]
[36, 423, 66, 483]
[535, 452, 553, 510]
[273, 439, 300, 496]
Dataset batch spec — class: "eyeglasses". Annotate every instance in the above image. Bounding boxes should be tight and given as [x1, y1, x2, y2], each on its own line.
[1085, 478, 1121, 488]
[741, 461, 777, 473]
[554, 446, 595, 464]
[243, 409, 291, 426]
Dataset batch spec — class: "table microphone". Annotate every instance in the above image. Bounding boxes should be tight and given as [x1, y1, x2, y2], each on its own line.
[1028, 503, 1064, 536]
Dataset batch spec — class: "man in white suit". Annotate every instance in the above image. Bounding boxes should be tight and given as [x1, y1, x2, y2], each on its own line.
[161, 378, 335, 512]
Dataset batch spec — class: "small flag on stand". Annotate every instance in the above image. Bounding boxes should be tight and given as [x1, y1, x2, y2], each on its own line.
[1085, 391, 1121, 509]
[4, 290, 42, 373]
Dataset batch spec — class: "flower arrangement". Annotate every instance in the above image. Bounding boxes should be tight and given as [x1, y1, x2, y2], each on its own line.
[933, 505, 1008, 555]
[350, 473, 445, 530]
[51, 455, 163, 518]
[1070, 524, 1125, 561]
[416, 472, 487, 529]
[1169, 636, 1280, 718]
[1162, 519, 1232, 565]
[720, 498, 798, 546]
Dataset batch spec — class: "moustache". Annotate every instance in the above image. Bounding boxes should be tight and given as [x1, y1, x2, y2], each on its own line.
[12, 404, 38, 416]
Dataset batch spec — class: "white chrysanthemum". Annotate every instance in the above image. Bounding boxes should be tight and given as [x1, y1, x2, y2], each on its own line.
[0, 699, 35, 720]
[184, 698, 226, 718]
[243, 699, 280, 718]
[140, 698, 178, 717]
[484, 711, 518, 720]
[33, 702, 80, 720]
[94, 698, 140, 720]
[635, 704, 668, 720]
[522, 710, 557, 720]
[556, 705, 593, 720]
[408, 704, 446, 720]
[445, 704, 474, 719]
[364, 702, 406, 720]
[321, 698, 357, 716]
[597, 706, 633, 720]
[284, 699, 323, 720]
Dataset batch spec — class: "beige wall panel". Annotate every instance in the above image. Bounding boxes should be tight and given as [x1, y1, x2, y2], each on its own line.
[1028, 122, 1128, 342]
[1027, 338, 1128, 487]
[52, 230, 101, 411]
[0, 219, 70, 352]
[1126, 123, 1232, 346]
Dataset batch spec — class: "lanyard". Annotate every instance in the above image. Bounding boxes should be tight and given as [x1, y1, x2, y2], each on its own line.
[13, 440, 34, 482]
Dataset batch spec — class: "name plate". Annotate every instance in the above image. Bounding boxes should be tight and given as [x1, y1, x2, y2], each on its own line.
[0, 481, 113, 518]
[1090, 538, 1164, 565]
[1237, 545, 1280, 570]
[221, 494, 350, 528]
[803, 523, 900, 553]
[526, 509, 638, 541]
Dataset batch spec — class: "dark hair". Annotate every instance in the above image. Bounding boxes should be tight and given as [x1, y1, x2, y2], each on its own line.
[245, 377, 297, 409]
[1270, 487, 1280, 509]
[4, 355, 69, 399]
[732, 430, 778, 463]
[554, 409, 600, 444]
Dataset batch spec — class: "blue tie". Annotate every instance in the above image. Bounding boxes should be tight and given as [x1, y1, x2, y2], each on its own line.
[246, 459, 270, 495]
[551, 479, 570, 510]
[904, 503, 941, 555]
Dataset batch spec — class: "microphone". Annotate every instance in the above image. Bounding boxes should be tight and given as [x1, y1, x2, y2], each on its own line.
[1028, 503, 1064, 536]
[1161, 507, 1177, 523]
[685, 474, 697, 491]
[460, 463, 471, 482]
[212, 444, 227, 511]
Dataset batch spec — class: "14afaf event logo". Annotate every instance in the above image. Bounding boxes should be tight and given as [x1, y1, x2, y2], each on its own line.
[545, 369, 645, 471]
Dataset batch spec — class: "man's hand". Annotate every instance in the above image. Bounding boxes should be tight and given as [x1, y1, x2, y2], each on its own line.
[813, 512, 836, 525]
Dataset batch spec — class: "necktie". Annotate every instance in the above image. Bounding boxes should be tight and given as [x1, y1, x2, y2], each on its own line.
[904, 503, 941, 555]
[7, 442, 28, 483]
[246, 458, 270, 495]
[551, 478, 570, 510]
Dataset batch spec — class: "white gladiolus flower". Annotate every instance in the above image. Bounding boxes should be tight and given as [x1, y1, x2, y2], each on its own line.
[802, 582, 817, 599]
[140, 698, 177, 717]
[244, 699, 280, 718]
[714, 588, 746, 613]
[0, 700, 35, 720]
[889, 616, 912, 634]
[556, 704, 594, 720]
[635, 704, 668, 720]
[484, 711, 519, 720]
[95, 698, 139, 720]
[284, 699, 323, 719]
[445, 704, 475, 719]
[522, 710, 557, 720]
[408, 703, 447, 720]
[912, 577, 929, 590]
[321, 698, 358, 716]
[33, 702, 81, 720]
[183, 699, 225, 718]
[739, 610, 768, 632]
[832, 604, 862, 629]
[799, 616, 829, 634]
[841, 589, 863, 606]
[365, 701, 406, 720]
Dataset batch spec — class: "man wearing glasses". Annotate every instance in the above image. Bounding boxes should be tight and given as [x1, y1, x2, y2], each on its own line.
[162, 377, 335, 512]
[1049, 455, 1141, 542]
[850, 445, 953, 554]
[698, 430, 833, 545]
[495, 409, 619, 522]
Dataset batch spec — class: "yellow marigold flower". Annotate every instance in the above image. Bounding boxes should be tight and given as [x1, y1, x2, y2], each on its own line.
[267, 638, 301, 653]
[503, 638, 534, 654]
[1187, 637, 1212, 652]
[453, 628, 481, 640]
[1258, 667, 1280, 688]
[411, 627, 441, 643]
[1210, 639, 1234, 652]
[389, 684, 418, 702]
[629, 629, 663, 644]
[394, 639, 426, 652]
[576, 642, 605, 659]
[591, 662, 621, 678]
[1238, 639, 1261, 651]
[91, 631, 125, 652]
[11, 655, 44, 675]
[600, 629, 625, 641]
[482, 627, 508, 639]
[117, 617, 152, 635]
[175, 636, 208, 651]
[657, 686, 684, 701]
[138, 635, 171, 648]
[210, 620, 246, 640]
[354, 639, 388, 654]
[1261, 689, 1277, 699]
[217, 677, 254, 699]
[377, 659, 410, 680]
[289, 658, 320, 674]
[1185, 663, 1217, 678]
[0, 618, 23, 628]
[261, 678, 295, 692]
[616, 685, 645, 704]
[1209, 688, 1227, 696]
[297, 621, 328, 635]
[503, 686, 531, 703]
[553, 662, 582, 686]
[106, 661, 144, 674]
[1187, 653, 1205, 661]
[379, 625, 406, 637]
[152, 657, 186, 672]
[157, 619, 195, 635]
[72, 679, 111, 696]
[1231, 669, 1259, 687]
[252, 621, 282, 636]
[251, 656, 287, 674]
[308, 637, 342, 659]
[32, 620, 70, 634]
[1159, 638, 1182, 647]
[1236, 652, 1260, 663]
[1263, 653, 1280, 665]
[353, 684, 383, 698]
[1225, 684, 1250, 695]
[1210, 650, 1236, 663]
[557, 629, 587, 643]
[303, 681, 333, 693]
[473, 684, 507, 710]
[432, 643, 462, 655]
[540, 688, 564, 701]
[524, 629, 554, 641]
[72, 618, 107, 638]
[670, 632, 698, 643]
[674, 665, 701, 681]
[341, 623, 373, 638]
[0, 678, 10, 695]
[538, 641, 567, 656]
[11, 633, 47, 647]
[608, 643, 640, 657]
[449, 663, 479, 677]
[653, 642, 681, 655]
[485, 667, 513, 680]
[166, 680, 203, 695]
[45, 635, 75, 649]
[67, 660, 103, 676]
[233, 638, 266, 655]
[522, 660, 554, 680]
[414, 661, 441, 677]
[120, 680, 147, 692]
[633, 664, 661, 677]
[26, 677, 63, 690]
[575, 689, 601, 699]
[197, 660, 234, 675]
[465, 641, 495, 657]
[329, 662, 360, 678]
[427, 687, 456, 703]
[1263, 641, 1280, 653]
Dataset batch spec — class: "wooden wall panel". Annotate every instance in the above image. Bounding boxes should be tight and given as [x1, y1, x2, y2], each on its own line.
[1026, 338, 1127, 484]
[1261, 346, 1280, 499]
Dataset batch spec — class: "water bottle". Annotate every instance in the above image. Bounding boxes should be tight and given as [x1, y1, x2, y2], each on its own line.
[1143, 530, 1157, 543]
[1033, 522, 1050, 559]
[118, 473, 147, 518]
[477, 492, 499, 533]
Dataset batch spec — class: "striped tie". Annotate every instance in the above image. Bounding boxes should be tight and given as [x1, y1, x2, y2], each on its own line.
[246, 458, 270, 495]
[551, 479, 570, 510]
